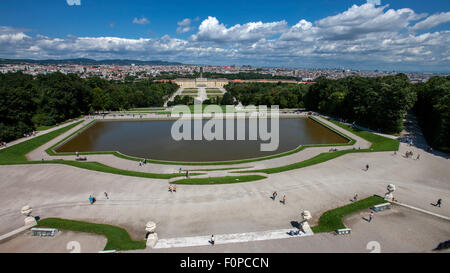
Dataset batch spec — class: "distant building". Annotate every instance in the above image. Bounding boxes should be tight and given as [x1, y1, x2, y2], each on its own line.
[174, 78, 229, 88]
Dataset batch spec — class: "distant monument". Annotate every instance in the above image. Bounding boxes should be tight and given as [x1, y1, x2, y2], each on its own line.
[174, 67, 228, 88]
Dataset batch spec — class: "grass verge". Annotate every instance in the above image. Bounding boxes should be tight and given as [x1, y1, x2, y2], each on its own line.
[46, 116, 355, 166]
[171, 175, 267, 185]
[311, 195, 387, 233]
[0, 121, 193, 179]
[36, 218, 146, 251]
[0, 121, 83, 164]
[236, 118, 399, 174]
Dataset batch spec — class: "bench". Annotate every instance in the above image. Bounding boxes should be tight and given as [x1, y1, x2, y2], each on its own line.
[372, 203, 392, 212]
[31, 228, 58, 237]
[336, 228, 352, 235]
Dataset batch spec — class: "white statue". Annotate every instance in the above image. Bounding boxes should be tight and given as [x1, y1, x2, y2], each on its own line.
[145, 221, 158, 248]
[385, 184, 396, 201]
[300, 210, 312, 232]
[21, 205, 37, 226]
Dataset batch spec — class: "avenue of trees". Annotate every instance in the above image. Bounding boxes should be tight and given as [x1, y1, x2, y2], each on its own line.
[0, 72, 178, 142]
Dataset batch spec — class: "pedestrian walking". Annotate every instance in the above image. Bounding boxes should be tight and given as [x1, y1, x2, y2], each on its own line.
[210, 235, 215, 246]
[104, 192, 109, 200]
[366, 164, 369, 171]
[169, 185, 173, 192]
[353, 194, 358, 202]
[416, 154, 420, 160]
[173, 185, 177, 192]
[369, 212, 374, 222]
[437, 198, 442, 208]
[76, 151, 79, 157]
[282, 195, 286, 204]
[272, 191, 277, 200]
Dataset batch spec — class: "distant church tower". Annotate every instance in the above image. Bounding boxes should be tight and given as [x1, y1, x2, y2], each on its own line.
[200, 67, 203, 79]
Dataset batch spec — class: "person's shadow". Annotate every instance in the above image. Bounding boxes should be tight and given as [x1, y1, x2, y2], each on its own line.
[270, 196, 276, 201]
[431, 203, 438, 207]
[362, 217, 370, 222]
[290, 221, 300, 229]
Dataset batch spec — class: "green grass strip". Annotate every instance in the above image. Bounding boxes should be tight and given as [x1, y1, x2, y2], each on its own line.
[0, 121, 195, 179]
[236, 118, 399, 174]
[311, 195, 387, 233]
[36, 218, 146, 251]
[47, 116, 356, 166]
[171, 175, 267, 185]
[0, 121, 83, 164]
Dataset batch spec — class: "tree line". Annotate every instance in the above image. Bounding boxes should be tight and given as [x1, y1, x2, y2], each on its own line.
[413, 76, 450, 153]
[224, 74, 449, 152]
[0, 72, 178, 142]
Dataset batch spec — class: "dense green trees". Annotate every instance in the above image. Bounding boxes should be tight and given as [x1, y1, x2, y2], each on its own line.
[414, 76, 450, 152]
[305, 74, 416, 133]
[224, 74, 417, 134]
[0, 72, 178, 142]
[224, 82, 308, 108]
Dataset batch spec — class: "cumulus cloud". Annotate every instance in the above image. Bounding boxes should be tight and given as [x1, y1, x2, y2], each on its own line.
[411, 12, 450, 31]
[66, 0, 81, 6]
[133, 17, 149, 25]
[1, 3, 449, 71]
[191, 16, 288, 43]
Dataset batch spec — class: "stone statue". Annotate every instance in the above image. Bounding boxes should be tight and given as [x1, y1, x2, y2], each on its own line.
[145, 221, 158, 248]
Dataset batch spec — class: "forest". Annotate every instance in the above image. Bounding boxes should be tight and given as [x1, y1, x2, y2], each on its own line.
[0, 72, 178, 142]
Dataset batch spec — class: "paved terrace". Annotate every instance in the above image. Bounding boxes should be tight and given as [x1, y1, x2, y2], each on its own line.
[0, 113, 448, 252]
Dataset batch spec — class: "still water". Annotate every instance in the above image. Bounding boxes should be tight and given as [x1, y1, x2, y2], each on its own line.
[56, 118, 348, 162]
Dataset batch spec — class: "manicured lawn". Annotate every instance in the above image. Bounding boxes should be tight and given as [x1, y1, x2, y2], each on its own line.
[236, 117, 399, 174]
[171, 175, 267, 185]
[311, 195, 387, 233]
[0, 121, 193, 179]
[327, 119, 400, 152]
[37, 218, 146, 251]
[0, 121, 83, 164]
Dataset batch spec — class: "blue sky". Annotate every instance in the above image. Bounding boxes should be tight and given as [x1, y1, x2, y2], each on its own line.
[1, 0, 450, 71]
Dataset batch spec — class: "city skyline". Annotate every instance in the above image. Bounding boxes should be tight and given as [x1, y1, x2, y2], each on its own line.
[1, 0, 450, 72]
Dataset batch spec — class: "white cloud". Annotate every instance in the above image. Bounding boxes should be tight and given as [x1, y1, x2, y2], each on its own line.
[411, 12, 450, 31]
[191, 16, 288, 43]
[133, 17, 149, 25]
[66, 0, 81, 6]
[1, 3, 449, 71]
[177, 18, 194, 34]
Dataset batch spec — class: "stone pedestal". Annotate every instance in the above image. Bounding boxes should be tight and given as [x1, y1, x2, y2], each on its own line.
[146, 233, 158, 248]
[24, 216, 37, 226]
[300, 221, 310, 232]
[384, 193, 393, 200]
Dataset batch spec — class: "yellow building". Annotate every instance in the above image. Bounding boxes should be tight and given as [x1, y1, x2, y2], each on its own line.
[174, 78, 229, 88]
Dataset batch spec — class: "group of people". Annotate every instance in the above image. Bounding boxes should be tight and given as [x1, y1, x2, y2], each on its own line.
[329, 148, 339, 152]
[272, 191, 286, 204]
[23, 131, 36, 138]
[138, 158, 148, 166]
[405, 151, 420, 160]
[168, 185, 177, 193]
[89, 192, 109, 204]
